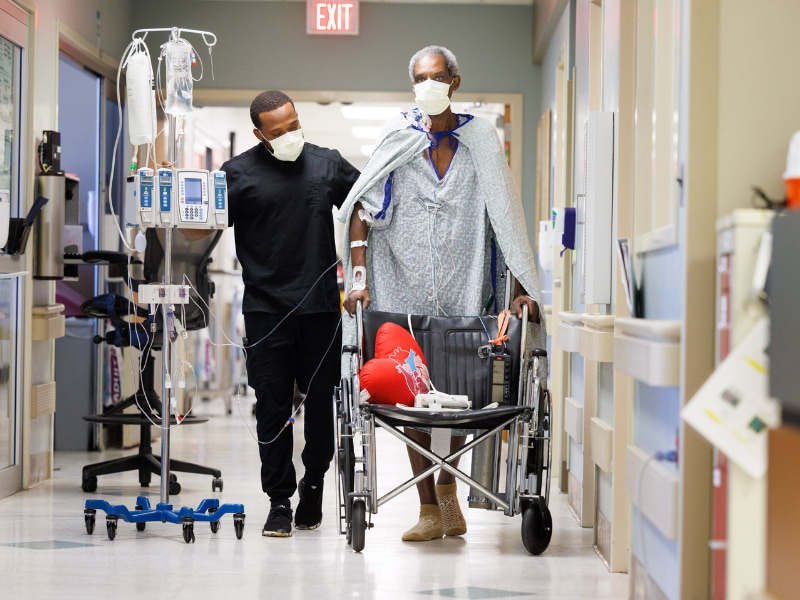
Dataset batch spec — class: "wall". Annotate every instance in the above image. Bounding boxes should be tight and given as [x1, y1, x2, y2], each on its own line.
[540, 4, 571, 118]
[536, 2, 571, 309]
[33, 0, 131, 132]
[597, 0, 620, 544]
[716, 0, 800, 216]
[567, 0, 587, 513]
[714, 3, 800, 597]
[24, 0, 133, 486]
[628, 0, 685, 594]
[129, 0, 543, 221]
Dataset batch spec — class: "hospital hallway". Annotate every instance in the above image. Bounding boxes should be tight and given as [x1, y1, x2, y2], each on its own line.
[0, 391, 628, 599]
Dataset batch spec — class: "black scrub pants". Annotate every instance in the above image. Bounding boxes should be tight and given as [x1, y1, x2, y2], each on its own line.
[243, 311, 341, 503]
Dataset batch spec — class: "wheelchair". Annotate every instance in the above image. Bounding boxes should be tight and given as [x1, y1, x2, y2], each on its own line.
[334, 300, 552, 555]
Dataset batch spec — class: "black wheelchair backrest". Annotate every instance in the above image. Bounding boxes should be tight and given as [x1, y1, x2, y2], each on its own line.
[361, 311, 523, 409]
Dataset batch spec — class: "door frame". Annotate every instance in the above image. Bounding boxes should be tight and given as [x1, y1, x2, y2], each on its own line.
[193, 89, 525, 197]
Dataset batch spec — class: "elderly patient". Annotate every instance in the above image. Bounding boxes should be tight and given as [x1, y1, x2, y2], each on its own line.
[340, 45, 546, 542]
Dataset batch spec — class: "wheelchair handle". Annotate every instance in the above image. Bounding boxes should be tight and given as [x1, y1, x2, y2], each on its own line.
[356, 299, 364, 371]
[517, 303, 528, 406]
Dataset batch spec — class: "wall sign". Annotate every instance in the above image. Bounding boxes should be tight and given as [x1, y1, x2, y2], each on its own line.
[306, 0, 359, 35]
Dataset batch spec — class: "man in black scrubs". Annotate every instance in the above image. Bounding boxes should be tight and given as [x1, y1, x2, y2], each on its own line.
[222, 90, 359, 537]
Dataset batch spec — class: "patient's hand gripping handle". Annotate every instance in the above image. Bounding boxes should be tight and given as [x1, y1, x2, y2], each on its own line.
[356, 299, 364, 371]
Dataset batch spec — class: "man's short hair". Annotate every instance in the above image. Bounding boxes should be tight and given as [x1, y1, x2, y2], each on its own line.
[250, 90, 295, 128]
[408, 46, 459, 82]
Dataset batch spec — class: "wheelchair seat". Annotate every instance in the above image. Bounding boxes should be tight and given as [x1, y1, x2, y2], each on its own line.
[365, 403, 529, 429]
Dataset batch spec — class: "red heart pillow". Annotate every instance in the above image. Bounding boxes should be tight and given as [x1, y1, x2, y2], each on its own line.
[360, 323, 431, 406]
[374, 322, 427, 366]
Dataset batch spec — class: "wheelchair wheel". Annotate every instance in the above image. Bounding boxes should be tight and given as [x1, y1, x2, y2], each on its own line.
[351, 499, 366, 553]
[341, 433, 355, 543]
[335, 377, 355, 542]
[526, 384, 551, 499]
[521, 497, 552, 555]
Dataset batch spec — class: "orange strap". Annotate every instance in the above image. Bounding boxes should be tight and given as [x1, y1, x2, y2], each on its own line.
[489, 310, 510, 346]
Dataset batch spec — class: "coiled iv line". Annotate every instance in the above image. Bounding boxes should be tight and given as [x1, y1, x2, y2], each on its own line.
[179, 257, 346, 446]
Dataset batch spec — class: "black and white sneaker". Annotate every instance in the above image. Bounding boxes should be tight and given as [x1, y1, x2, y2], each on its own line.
[263, 504, 293, 537]
[294, 478, 323, 530]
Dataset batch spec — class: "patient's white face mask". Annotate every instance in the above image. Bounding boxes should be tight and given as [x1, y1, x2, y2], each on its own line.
[413, 79, 452, 116]
[261, 128, 305, 162]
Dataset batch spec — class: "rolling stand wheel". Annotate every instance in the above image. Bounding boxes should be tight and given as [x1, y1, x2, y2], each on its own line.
[521, 497, 552, 555]
[212, 477, 223, 492]
[169, 474, 181, 496]
[106, 516, 118, 541]
[351, 499, 366, 553]
[182, 518, 195, 543]
[135, 505, 146, 531]
[233, 513, 245, 539]
[82, 477, 97, 493]
[209, 507, 220, 533]
[84, 509, 96, 535]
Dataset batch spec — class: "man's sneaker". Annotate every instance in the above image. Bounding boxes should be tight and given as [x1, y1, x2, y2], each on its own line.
[294, 478, 323, 530]
[262, 504, 293, 537]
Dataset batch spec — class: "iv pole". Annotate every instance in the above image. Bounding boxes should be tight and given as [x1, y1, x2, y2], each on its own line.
[83, 27, 245, 542]
[161, 112, 175, 506]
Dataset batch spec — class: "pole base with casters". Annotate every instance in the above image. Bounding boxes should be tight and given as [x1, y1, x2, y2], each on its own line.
[84, 497, 246, 543]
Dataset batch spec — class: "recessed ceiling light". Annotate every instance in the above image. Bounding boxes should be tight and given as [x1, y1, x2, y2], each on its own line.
[341, 106, 403, 120]
[351, 126, 381, 139]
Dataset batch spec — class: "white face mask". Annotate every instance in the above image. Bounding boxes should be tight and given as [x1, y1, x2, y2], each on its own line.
[413, 79, 452, 116]
[262, 128, 304, 162]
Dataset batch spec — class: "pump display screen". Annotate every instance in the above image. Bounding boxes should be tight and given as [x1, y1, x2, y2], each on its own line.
[184, 178, 203, 204]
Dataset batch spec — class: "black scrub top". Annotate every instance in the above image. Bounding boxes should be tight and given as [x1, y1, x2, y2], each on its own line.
[222, 142, 360, 315]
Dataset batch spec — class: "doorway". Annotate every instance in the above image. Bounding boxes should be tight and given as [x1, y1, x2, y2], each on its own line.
[185, 96, 518, 410]
[53, 55, 102, 452]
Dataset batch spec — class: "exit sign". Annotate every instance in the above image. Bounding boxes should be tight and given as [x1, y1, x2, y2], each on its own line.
[306, 0, 359, 35]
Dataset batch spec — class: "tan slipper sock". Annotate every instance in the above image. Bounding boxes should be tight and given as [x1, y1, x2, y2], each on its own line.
[401, 504, 444, 542]
[436, 482, 467, 536]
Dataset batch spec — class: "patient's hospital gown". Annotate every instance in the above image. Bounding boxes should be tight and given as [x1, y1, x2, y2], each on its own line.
[359, 140, 505, 317]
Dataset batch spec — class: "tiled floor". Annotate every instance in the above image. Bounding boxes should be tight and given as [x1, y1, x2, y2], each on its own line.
[0, 394, 628, 599]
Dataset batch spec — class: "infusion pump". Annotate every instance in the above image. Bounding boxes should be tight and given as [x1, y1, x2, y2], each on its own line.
[131, 167, 228, 230]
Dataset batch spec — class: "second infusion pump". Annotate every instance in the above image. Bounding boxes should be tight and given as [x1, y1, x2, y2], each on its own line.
[133, 168, 228, 230]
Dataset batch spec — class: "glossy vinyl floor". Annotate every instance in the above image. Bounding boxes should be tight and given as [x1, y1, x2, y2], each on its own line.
[0, 394, 628, 599]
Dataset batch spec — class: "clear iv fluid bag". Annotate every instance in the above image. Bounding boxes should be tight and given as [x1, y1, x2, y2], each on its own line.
[126, 51, 156, 145]
[164, 40, 193, 115]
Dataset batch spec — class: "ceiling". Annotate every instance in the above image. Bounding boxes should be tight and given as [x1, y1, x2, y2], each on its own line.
[191, 101, 507, 170]
[198, 0, 534, 5]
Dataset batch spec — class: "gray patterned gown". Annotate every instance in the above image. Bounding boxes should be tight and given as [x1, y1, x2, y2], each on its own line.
[360, 137, 503, 318]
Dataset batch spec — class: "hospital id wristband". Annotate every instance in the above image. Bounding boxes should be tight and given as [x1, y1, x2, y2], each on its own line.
[350, 240, 368, 249]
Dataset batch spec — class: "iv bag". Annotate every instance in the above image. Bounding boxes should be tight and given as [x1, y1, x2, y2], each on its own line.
[126, 50, 156, 145]
[164, 39, 194, 115]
